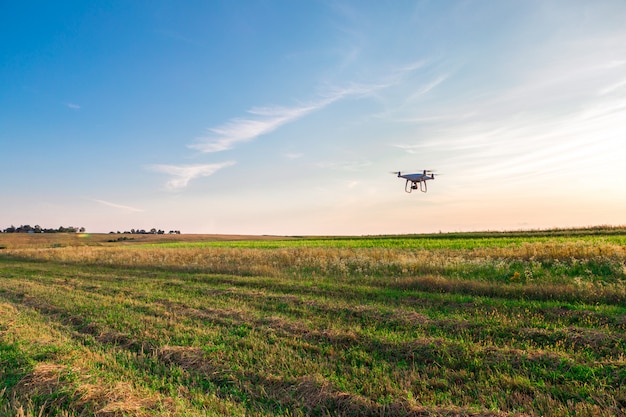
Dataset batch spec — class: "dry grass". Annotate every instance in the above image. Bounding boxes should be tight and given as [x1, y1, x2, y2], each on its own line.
[0, 300, 185, 417]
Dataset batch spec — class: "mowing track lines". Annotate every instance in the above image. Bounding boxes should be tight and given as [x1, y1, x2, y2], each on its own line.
[4, 276, 616, 400]
[149, 293, 623, 394]
[156, 345, 509, 417]
[0, 294, 256, 416]
[63, 267, 625, 368]
[170, 284, 626, 362]
[0, 284, 160, 355]
[0, 300, 184, 416]
[18, 276, 596, 412]
[0, 275, 187, 350]
[4, 263, 624, 364]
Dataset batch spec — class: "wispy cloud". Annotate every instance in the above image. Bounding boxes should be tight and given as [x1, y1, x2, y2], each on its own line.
[93, 199, 144, 212]
[406, 74, 448, 101]
[189, 95, 346, 153]
[66, 102, 81, 110]
[598, 78, 626, 95]
[283, 152, 304, 159]
[396, 60, 426, 73]
[188, 81, 397, 154]
[148, 161, 236, 189]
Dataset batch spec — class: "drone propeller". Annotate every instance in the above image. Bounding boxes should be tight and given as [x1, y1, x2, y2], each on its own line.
[390, 169, 441, 176]
[390, 170, 421, 174]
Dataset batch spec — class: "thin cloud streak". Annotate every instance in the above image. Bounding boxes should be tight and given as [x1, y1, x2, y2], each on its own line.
[406, 74, 448, 101]
[190, 104, 320, 153]
[190, 106, 314, 153]
[283, 152, 304, 159]
[598, 80, 626, 95]
[149, 161, 236, 189]
[188, 78, 409, 154]
[93, 199, 144, 212]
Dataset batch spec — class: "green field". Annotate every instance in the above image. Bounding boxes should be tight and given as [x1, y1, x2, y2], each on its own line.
[1, 229, 625, 416]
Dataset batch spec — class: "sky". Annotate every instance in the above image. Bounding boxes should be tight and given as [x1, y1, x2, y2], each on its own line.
[1, 1, 626, 235]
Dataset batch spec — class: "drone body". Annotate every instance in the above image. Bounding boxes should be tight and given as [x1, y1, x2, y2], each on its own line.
[395, 170, 435, 193]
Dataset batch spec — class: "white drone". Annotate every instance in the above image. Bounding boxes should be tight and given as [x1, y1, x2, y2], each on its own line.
[394, 170, 436, 193]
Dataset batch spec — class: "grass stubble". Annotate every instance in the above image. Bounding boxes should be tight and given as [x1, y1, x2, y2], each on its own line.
[0, 229, 625, 416]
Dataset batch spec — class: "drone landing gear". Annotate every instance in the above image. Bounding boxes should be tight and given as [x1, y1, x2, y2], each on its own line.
[405, 180, 427, 193]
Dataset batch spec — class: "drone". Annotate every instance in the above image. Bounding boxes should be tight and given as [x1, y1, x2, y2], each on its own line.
[394, 170, 436, 193]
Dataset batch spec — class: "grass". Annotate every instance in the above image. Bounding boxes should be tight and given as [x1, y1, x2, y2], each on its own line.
[0, 228, 625, 416]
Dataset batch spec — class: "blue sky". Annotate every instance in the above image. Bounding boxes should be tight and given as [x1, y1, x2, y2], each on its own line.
[2, 1, 625, 235]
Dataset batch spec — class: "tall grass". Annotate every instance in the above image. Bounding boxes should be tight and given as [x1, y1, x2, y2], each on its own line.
[4, 238, 625, 303]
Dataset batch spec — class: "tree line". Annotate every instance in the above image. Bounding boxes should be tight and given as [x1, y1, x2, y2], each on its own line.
[1, 225, 182, 234]
[109, 229, 181, 235]
[2, 225, 85, 233]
